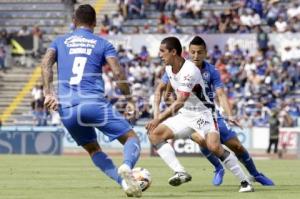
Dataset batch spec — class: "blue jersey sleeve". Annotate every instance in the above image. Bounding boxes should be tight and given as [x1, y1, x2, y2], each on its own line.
[161, 72, 169, 84]
[48, 37, 59, 63]
[211, 67, 224, 89]
[104, 41, 117, 58]
[49, 37, 58, 52]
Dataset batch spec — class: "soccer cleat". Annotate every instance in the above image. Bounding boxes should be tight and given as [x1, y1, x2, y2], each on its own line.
[213, 168, 225, 186]
[118, 164, 142, 198]
[253, 173, 274, 186]
[168, 172, 192, 186]
[239, 180, 254, 193]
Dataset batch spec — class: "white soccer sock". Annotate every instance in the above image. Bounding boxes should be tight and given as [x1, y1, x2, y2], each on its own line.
[222, 152, 248, 183]
[156, 142, 185, 173]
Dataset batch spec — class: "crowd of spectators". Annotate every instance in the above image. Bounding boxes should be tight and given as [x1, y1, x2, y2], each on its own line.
[99, 0, 300, 35]
[0, 29, 11, 74]
[1, 0, 298, 128]
[0, 25, 44, 72]
[100, 39, 299, 127]
[30, 84, 60, 126]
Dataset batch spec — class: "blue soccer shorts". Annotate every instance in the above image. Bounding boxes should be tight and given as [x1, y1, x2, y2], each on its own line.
[59, 100, 132, 146]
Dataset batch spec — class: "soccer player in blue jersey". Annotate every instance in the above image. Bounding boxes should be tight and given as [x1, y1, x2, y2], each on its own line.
[41, 4, 142, 197]
[157, 36, 274, 186]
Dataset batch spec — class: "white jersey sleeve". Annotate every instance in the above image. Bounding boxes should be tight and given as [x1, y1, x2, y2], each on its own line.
[177, 66, 199, 93]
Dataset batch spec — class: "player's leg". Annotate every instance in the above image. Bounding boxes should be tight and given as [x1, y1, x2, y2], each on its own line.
[274, 139, 279, 153]
[189, 111, 252, 192]
[190, 133, 224, 186]
[118, 130, 141, 169]
[205, 132, 253, 192]
[92, 102, 142, 197]
[148, 116, 192, 186]
[59, 106, 122, 186]
[219, 117, 274, 186]
[267, 139, 272, 153]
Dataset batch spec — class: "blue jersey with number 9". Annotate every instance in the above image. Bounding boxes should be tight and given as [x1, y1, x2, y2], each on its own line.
[49, 28, 116, 108]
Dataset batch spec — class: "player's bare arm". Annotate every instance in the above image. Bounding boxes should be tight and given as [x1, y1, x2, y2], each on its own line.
[41, 48, 58, 111]
[106, 57, 131, 97]
[154, 81, 167, 119]
[106, 57, 135, 117]
[163, 82, 175, 105]
[215, 87, 242, 128]
[146, 92, 189, 133]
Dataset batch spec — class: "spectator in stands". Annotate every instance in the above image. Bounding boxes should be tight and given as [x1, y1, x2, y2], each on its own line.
[267, 109, 280, 154]
[210, 45, 222, 64]
[117, 0, 129, 19]
[34, 97, 48, 126]
[32, 26, 43, 57]
[165, 0, 176, 12]
[139, 45, 149, 61]
[218, 13, 230, 33]
[0, 29, 11, 68]
[256, 26, 269, 56]
[265, 0, 280, 26]
[31, 84, 43, 110]
[111, 13, 124, 33]
[275, 15, 288, 33]
[156, 0, 167, 12]
[0, 45, 5, 73]
[287, 2, 300, 19]
[18, 25, 30, 37]
[185, 0, 204, 18]
[128, 0, 145, 19]
[99, 15, 111, 35]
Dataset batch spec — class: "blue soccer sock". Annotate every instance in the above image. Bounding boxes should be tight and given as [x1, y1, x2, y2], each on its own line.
[123, 137, 141, 169]
[200, 147, 223, 170]
[237, 151, 259, 176]
[91, 151, 122, 185]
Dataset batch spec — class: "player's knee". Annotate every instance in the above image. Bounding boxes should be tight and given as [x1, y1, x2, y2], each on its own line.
[118, 130, 139, 144]
[232, 143, 245, 154]
[191, 133, 206, 147]
[206, 142, 220, 154]
[148, 129, 164, 144]
[82, 142, 101, 156]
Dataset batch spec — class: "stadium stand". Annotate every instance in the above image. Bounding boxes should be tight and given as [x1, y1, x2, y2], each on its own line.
[0, 0, 73, 125]
[0, 0, 299, 128]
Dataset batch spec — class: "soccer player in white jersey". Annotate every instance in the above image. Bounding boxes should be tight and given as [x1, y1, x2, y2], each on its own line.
[159, 36, 274, 187]
[146, 37, 253, 192]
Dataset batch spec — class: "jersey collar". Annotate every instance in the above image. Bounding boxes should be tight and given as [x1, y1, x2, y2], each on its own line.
[75, 27, 93, 33]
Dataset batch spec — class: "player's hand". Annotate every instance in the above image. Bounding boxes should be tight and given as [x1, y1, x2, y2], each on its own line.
[145, 119, 160, 134]
[124, 100, 136, 120]
[228, 118, 243, 129]
[44, 94, 59, 111]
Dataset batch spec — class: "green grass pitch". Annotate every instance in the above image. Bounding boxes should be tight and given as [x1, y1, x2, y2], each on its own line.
[0, 155, 300, 199]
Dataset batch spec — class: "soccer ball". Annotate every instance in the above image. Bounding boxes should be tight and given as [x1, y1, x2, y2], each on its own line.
[132, 167, 152, 191]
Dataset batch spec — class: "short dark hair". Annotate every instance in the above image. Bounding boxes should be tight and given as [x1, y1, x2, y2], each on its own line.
[74, 4, 96, 26]
[189, 36, 206, 49]
[161, 37, 182, 56]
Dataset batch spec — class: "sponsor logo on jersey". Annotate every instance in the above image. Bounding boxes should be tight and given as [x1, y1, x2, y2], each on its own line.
[183, 74, 192, 81]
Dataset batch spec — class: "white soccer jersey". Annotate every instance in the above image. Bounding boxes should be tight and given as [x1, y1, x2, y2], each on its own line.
[165, 60, 214, 113]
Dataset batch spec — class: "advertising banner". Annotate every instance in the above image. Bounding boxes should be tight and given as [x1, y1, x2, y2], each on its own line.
[0, 126, 64, 155]
[63, 125, 150, 152]
[151, 127, 252, 156]
[252, 128, 300, 150]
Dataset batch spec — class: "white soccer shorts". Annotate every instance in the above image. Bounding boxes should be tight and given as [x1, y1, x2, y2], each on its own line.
[162, 109, 219, 139]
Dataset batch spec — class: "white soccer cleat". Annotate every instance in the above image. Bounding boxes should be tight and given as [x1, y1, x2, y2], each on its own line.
[118, 164, 142, 198]
[239, 180, 254, 193]
[168, 172, 192, 186]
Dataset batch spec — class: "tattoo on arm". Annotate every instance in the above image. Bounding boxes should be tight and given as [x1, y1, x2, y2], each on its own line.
[41, 49, 56, 95]
[106, 57, 131, 97]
